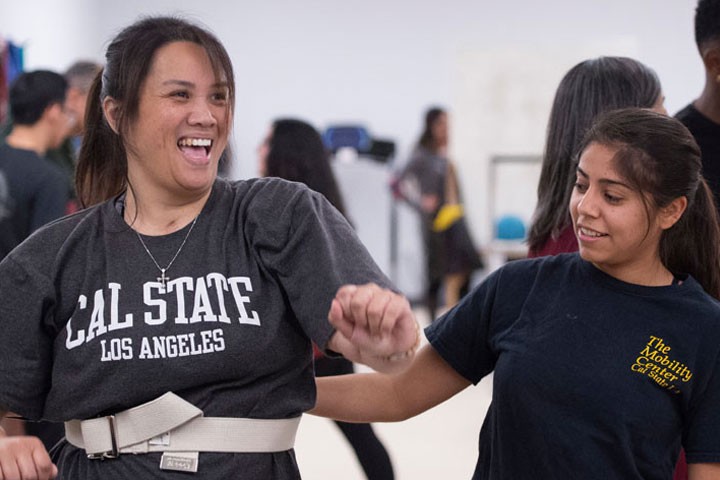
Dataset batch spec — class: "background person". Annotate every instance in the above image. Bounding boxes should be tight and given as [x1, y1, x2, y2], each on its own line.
[527, 56, 666, 257]
[259, 117, 395, 480]
[394, 106, 482, 319]
[676, 0, 720, 211]
[0, 69, 70, 260]
[46, 60, 103, 214]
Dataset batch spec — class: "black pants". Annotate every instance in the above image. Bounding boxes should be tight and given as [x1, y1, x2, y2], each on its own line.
[314, 356, 395, 480]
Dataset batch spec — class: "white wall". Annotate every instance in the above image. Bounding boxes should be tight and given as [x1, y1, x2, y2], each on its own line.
[1, 0, 703, 290]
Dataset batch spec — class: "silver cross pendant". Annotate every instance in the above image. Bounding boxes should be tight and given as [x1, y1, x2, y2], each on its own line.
[157, 268, 170, 292]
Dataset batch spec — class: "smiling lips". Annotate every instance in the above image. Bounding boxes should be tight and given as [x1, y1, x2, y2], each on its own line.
[577, 226, 607, 239]
[178, 137, 212, 164]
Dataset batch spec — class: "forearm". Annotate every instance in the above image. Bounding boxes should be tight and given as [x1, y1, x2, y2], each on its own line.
[311, 345, 472, 423]
[689, 463, 720, 480]
[312, 372, 410, 422]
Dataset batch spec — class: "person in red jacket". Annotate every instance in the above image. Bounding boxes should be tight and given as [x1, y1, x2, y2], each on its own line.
[527, 56, 666, 258]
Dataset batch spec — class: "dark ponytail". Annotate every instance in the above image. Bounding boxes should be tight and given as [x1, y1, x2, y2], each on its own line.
[75, 69, 127, 207]
[580, 107, 720, 299]
[660, 180, 720, 299]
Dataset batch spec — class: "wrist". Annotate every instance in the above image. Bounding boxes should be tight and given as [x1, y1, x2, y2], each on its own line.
[372, 320, 421, 362]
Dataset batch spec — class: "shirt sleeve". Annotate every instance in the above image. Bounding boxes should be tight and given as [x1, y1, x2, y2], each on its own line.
[424, 267, 504, 384]
[0, 255, 55, 419]
[425, 260, 539, 385]
[247, 181, 393, 352]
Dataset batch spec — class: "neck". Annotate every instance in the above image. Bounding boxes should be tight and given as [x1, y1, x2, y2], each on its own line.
[694, 77, 720, 124]
[595, 257, 674, 287]
[124, 187, 209, 235]
[6, 126, 51, 155]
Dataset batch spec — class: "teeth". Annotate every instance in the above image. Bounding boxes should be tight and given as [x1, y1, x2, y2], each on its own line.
[579, 227, 604, 237]
[178, 138, 212, 147]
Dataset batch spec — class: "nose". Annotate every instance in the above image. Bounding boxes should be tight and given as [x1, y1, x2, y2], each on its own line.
[188, 99, 218, 127]
[576, 187, 600, 218]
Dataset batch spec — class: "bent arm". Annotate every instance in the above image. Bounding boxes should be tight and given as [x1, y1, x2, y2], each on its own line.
[311, 344, 472, 422]
[689, 463, 720, 480]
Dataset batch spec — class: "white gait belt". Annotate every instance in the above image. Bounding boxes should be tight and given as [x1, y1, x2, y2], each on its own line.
[64, 392, 301, 473]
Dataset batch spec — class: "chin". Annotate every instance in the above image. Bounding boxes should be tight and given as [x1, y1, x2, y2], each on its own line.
[179, 172, 216, 191]
[577, 246, 600, 264]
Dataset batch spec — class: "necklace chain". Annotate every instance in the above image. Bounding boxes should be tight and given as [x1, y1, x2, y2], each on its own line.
[135, 215, 199, 290]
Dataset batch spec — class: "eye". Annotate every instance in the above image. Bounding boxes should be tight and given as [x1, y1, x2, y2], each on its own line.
[171, 90, 190, 99]
[573, 181, 588, 193]
[604, 192, 622, 204]
[210, 91, 228, 104]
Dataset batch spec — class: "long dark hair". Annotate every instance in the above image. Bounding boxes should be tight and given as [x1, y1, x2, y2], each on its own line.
[580, 108, 720, 299]
[417, 106, 446, 152]
[265, 118, 347, 217]
[527, 57, 662, 253]
[76, 16, 235, 207]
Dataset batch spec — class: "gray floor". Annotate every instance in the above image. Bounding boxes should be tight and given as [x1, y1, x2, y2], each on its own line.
[296, 308, 493, 479]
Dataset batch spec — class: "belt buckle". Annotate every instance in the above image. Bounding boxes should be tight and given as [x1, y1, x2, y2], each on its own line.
[87, 415, 119, 459]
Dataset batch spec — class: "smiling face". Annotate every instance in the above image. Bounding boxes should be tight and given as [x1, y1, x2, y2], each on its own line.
[121, 41, 231, 200]
[569, 142, 670, 282]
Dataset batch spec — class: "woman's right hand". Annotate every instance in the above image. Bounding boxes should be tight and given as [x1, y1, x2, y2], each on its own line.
[0, 428, 57, 480]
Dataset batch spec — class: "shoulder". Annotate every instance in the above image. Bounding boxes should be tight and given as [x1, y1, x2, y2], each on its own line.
[495, 252, 579, 281]
[675, 104, 720, 132]
[473, 253, 581, 305]
[0, 144, 65, 180]
[215, 176, 312, 201]
[404, 146, 433, 165]
[0, 143, 35, 169]
[5, 201, 109, 262]
[678, 276, 720, 317]
[674, 103, 695, 123]
[211, 177, 328, 226]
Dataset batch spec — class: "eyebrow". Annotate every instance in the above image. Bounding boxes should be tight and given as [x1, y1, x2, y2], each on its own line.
[161, 79, 229, 89]
[576, 167, 631, 189]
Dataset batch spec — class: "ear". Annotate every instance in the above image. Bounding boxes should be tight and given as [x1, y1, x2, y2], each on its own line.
[42, 102, 63, 121]
[658, 196, 688, 230]
[102, 96, 121, 134]
[701, 44, 720, 78]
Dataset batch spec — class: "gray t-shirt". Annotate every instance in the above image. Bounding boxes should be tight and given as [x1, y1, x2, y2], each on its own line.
[0, 177, 391, 478]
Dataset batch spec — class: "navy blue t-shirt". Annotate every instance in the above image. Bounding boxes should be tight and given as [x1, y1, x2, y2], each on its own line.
[426, 253, 720, 479]
[676, 104, 720, 212]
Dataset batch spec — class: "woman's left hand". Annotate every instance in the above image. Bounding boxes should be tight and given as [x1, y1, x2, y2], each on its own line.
[327, 283, 419, 372]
